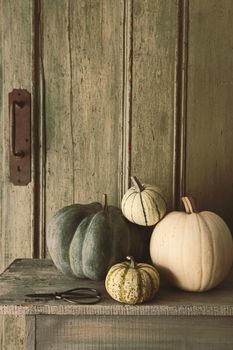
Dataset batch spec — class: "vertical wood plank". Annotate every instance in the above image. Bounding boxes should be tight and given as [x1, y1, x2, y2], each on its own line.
[69, 0, 124, 206]
[186, 0, 233, 230]
[2, 316, 27, 350]
[41, 0, 124, 231]
[41, 0, 74, 218]
[25, 316, 36, 350]
[130, 0, 179, 209]
[0, 0, 34, 272]
[0, 0, 35, 349]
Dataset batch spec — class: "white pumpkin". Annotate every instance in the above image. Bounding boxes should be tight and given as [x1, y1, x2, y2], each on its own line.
[121, 176, 166, 226]
[150, 197, 233, 292]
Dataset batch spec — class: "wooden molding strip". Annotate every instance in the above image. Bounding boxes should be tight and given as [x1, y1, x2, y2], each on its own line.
[173, 0, 189, 209]
[32, 0, 47, 258]
[120, 0, 133, 202]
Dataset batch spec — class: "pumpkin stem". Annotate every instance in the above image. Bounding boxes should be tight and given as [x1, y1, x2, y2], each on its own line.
[103, 194, 108, 213]
[181, 196, 197, 214]
[131, 176, 144, 192]
[126, 256, 136, 268]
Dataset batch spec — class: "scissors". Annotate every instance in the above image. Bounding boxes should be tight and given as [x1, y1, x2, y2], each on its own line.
[25, 287, 101, 305]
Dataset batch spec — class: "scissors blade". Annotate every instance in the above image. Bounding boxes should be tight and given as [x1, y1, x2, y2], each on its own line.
[25, 293, 56, 298]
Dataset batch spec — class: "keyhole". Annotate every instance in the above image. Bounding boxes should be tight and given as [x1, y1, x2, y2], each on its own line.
[17, 166, 21, 172]
[16, 101, 25, 109]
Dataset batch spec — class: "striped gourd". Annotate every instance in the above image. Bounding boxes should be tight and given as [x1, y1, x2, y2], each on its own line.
[121, 176, 166, 226]
[105, 256, 160, 304]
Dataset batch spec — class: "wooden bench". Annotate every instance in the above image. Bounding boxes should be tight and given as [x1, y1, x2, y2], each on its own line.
[0, 259, 232, 349]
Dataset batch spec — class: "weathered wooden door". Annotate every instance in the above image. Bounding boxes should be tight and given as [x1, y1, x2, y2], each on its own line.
[1, 0, 233, 349]
[0, 1, 36, 348]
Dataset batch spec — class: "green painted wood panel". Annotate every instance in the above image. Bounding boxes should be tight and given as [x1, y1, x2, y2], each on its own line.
[186, 0, 233, 231]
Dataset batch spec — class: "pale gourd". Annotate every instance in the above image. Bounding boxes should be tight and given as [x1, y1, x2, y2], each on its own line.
[121, 176, 166, 226]
[105, 256, 160, 304]
[150, 196, 233, 292]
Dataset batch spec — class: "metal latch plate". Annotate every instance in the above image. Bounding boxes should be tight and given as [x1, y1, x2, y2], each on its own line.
[9, 89, 31, 186]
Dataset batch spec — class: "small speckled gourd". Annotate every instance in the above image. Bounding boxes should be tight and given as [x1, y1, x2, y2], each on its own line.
[150, 196, 233, 292]
[105, 256, 160, 304]
[121, 176, 166, 226]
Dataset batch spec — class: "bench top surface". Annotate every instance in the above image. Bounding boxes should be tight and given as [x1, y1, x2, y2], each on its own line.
[0, 259, 232, 316]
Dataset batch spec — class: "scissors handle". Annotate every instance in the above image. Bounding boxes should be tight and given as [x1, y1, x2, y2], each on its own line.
[61, 294, 101, 305]
[59, 287, 101, 304]
[62, 287, 100, 295]
[25, 287, 101, 305]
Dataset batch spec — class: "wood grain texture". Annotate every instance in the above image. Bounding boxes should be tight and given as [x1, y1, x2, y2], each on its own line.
[130, 0, 179, 210]
[1, 315, 26, 350]
[0, 1, 35, 349]
[41, 0, 74, 216]
[0, 0, 34, 275]
[41, 0, 124, 235]
[69, 0, 124, 206]
[0, 259, 233, 316]
[36, 315, 233, 350]
[0, 259, 232, 349]
[25, 316, 36, 350]
[186, 0, 233, 231]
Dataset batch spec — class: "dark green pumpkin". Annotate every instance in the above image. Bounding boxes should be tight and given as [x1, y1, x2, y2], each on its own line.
[47, 195, 151, 280]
